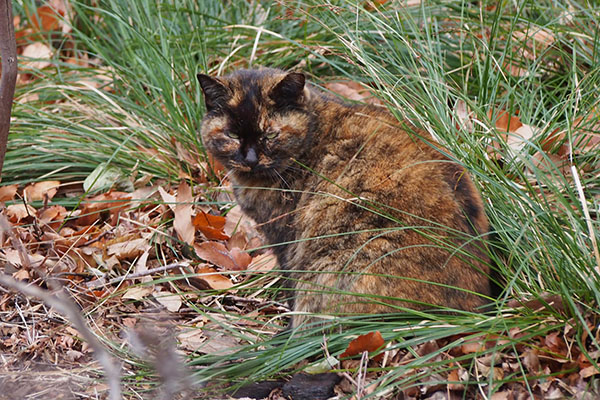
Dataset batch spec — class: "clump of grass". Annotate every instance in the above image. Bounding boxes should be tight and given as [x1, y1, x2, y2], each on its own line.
[193, 0, 600, 396]
[6, 0, 337, 186]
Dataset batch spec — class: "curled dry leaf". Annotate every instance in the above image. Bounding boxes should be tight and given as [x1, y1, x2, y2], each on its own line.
[227, 231, 248, 251]
[223, 204, 249, 236]
[12, 268, 31, 281]
[173, 182, 195, 245]
[154, 291, 182, 312]
[157, 186, 176, 212]
[324, 81, 382, 105]
[453, 99, 475, 133]
[24, 180, 60, 201]
[460, 338, 486, 354]
[2, 249, 46, 269]
[107, 238, 150, 260]
[1, 249, 22, 266]
[5, 204, 36, 223]
[490, 109, 523, 133]
[38, 205, 67, 229]
[512, 28, 555, 54]
[580, 365, 600, 378]
[194, 241, 251, 271]
[193, 266, 233, 290]
[544, 331, 568, 356]
[248, 252, 278, 272]
[193, 211, 229, 241]
[123, 286, 153, 301]
[507, 124, 536, 155]
[197, 329, 242, 355]
[522, 349, 541, 373]
[340, 330, 385, 361]
[0, 184, 18, 202]
[447, 367, 468, 391]
[21, 42, 53, 70]
[177, 329, 205, 352]
[78, 191, 131, 226]
[27, 4, 63, 33]
[486, 109, 541, 160]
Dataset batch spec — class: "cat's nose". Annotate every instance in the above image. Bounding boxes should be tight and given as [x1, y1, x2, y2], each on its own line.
[245, 147, 258, 167]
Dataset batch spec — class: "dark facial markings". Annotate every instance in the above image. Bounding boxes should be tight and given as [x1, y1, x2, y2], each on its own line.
[201, 69, 310, 177]
[226, 85, 263, 168]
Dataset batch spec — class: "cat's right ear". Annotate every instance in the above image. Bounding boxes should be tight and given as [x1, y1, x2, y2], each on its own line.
[197, 74, 229, 112]
[270, 72, 306, 106]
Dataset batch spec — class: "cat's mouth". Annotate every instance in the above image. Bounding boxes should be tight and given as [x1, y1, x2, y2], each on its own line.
[229, 161, 287, 181]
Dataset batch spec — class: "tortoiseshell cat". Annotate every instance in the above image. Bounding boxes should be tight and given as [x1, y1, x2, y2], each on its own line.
[198, 68, 491, 327]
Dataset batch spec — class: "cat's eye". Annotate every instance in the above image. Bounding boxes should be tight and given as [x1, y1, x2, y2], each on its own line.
[265, 130, 279, 140]
[226, 132, 240, 139]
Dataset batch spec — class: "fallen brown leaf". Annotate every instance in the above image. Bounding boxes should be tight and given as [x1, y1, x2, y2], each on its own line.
[21, 42, 53, 70]
[28, 4, 63, 32]
[0, 184, 18, 202]
[177, 329, 205, 351]
[324, 81, 382, 105]
[194, 241, 251, 271]
[174, 182, 194, 245]
[580, 365, 600, 378]
[460, 339, 485, 354]
[193, 211, 229, 240]
[490, 109, 523, 133]
[122, 286, 153, 301]
[12, 268, 31, 281]
[522, 349, 541, 373]
[340, 331, 385, 361]
[5, 204, 36, 223]
[158, 186, 176, 212]
[193, 266, 233, 290]
[447, 368, 467, 391]
[78, 191, 131, 225]
[227, 231, 248, 251]
[107, 238, 150, 260]
[544, 331, 568, 356]
[153, 291, 182, 312]
[24, 180, 60, 201]
[248, 252, 278, 272]
[196, 329, 242, 355]
[38, 205, 67, 229]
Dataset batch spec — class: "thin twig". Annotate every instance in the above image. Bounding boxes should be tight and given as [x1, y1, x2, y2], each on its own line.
[86, 261, 191, 288]
[356, 350, 369, 399]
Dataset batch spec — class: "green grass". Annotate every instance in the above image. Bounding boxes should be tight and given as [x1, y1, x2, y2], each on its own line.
[5, 0, 600, 398]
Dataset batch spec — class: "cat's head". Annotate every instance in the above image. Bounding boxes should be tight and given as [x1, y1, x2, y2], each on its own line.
[198, 68, 314, 181]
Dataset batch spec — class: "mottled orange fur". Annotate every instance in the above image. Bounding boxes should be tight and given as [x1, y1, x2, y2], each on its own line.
[198, 68, 491, 327]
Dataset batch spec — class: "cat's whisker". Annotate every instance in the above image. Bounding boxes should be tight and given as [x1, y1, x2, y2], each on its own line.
[273, 169, 292, 190]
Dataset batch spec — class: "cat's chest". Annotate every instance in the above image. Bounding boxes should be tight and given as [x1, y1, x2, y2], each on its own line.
[233, 181, 301, 239]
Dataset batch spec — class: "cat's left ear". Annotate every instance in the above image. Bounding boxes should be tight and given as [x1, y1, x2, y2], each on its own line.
[270, 72, 306, 105]
[197, 74, 230, 112]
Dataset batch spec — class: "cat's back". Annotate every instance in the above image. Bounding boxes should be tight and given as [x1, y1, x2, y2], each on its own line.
[305, 103, 487, 238]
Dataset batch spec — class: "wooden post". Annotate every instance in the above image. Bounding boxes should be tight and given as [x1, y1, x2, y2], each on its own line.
[0, 0, 17, 181]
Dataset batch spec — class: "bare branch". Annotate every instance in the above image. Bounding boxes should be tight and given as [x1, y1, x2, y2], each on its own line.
[86, 261, 192, 289]
[0, 0, 18, 180]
